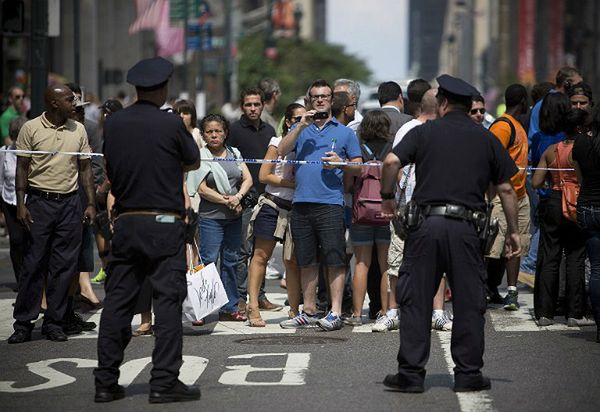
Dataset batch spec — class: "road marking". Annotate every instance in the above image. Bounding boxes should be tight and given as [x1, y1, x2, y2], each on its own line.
[437, 332, 496, 412]
[218, 353, 310, 386]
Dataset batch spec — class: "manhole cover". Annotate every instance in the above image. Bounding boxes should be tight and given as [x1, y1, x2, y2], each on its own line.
[235, 335, 347, 345]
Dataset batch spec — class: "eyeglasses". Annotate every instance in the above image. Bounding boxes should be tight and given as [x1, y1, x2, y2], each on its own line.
[13, 94, 24, 99]
[470, 108, 485, 115]
[345, 103, 356, 108]
[309, 94, 331, 101]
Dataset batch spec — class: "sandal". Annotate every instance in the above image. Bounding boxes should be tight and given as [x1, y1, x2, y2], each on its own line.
[192, 319, 205, 326]
[247, 305, 266, 327]
[218, 311, 247, 322]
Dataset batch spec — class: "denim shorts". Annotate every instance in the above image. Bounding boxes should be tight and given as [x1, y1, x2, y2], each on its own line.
[349, 223, 391, 246]
[290, 203, 346, 267]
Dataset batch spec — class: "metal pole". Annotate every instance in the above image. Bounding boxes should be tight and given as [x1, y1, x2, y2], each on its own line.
[182, 0, 188, 96]
[74, 0, 80, 84]
[223, 0, 232, 102]
[30, 0, 48, 117]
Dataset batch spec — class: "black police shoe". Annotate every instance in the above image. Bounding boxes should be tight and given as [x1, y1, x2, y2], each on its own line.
[453, 374, 491, 392]
[148, 380, 201, 403]
[7, 329, 31, 344]
[45, 328, 68, 342]
[383, 373, 425, 393]
[95, 384, 125, 403]
[64, 312, 97, 335]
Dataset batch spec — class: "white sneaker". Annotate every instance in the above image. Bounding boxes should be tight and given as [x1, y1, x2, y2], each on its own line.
[432, 311, 453, 331]
[265, 261, 281, 280]
[372, 313, 400, 332]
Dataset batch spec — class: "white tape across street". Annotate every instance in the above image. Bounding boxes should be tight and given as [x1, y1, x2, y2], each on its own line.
[0, 148, 575, 171]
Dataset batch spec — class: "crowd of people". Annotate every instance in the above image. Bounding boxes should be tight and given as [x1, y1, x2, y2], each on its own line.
[1, 58, 599, 401]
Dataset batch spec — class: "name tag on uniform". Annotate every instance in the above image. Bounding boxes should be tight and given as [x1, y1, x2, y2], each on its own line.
[156, 215, 176, 223]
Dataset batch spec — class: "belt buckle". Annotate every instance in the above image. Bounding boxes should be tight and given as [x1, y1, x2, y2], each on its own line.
[445, 204, 464, 218]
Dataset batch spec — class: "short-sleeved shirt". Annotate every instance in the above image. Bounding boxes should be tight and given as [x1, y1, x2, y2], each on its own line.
[197, 151, 242, 220]
[227, 115, 275, 195]
[0, 106, 19, 140]
[392, 111, 518, 213]
[293, 117, 362, 206]
[489, 114, 528, 199]
[103, 100, 199, 213]
[16, 113, 91, 193]
[572, 133, 600, 207]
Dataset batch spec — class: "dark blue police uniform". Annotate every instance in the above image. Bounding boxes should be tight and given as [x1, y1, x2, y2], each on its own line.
[385, 75, 518, 392]
[93, 57, 200, 402]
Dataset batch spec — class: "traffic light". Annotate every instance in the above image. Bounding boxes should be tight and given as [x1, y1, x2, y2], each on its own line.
[1, 0, 24, 33]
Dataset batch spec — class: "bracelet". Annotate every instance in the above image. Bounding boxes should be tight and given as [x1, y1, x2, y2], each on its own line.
[87, 203, 96, 208]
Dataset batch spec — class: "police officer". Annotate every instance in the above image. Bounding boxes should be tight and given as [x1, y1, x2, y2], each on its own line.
[93, 57, 200, 403]
[379, 74, 521, 393]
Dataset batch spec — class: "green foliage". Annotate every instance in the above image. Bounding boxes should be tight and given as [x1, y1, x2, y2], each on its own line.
[238, 33, 371, 118]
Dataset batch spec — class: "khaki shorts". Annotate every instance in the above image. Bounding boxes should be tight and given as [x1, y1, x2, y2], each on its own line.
[487, 195, 531, 259]
[387, 221, 404, 277]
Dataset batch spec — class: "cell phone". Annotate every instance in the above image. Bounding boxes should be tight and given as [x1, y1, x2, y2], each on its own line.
[313, 111, 329, 120]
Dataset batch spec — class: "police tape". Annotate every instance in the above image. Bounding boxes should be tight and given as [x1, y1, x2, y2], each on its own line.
[0, 148, 575, 171]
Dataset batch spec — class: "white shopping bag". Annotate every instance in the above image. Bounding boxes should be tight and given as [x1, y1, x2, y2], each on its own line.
[182, 262, 229, 322]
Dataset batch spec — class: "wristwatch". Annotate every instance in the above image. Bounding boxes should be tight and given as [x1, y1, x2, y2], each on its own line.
[380, 192, 395, 200]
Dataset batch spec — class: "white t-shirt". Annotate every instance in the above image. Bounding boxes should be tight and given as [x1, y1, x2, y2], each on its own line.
[264, 136, 295, 201]
[393, 118, 423, 202]
[2, 145, 17, 205]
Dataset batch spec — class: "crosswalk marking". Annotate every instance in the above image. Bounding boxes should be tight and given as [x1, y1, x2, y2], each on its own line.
[2, 289, 583, 339]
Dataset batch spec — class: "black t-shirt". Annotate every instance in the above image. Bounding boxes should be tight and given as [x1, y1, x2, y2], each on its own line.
[227, 115, 276, 195]
[103, 100, 199, 213]
[572, 133, 600, 206]
[392, 111, 518, 212]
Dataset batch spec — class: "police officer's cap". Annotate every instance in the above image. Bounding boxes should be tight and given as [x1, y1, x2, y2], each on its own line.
[127, 57, 174, 90]
[436, 74, 479, 99]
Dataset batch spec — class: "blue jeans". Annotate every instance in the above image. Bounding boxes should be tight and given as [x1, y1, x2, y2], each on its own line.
[199, 217, 242, 314]
[577, 205, 600, 324]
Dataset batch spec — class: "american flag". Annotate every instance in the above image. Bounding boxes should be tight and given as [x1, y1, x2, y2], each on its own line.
[129, 0, 184, 57]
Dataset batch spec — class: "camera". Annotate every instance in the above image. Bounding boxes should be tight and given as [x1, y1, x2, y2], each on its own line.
[313, 111, 329, 120]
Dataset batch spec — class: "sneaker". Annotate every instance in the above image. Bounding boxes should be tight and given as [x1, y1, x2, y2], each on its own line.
[91, 268, 107, 283]
[503, 290, 520, 311]
[432, 312, 453, 331]
[316, 311, 343, 331]
[343, 315, 362, 326]
[372, 313, 399, 332]
[279, 312, 319, 329]
[567, 317, 596, 327]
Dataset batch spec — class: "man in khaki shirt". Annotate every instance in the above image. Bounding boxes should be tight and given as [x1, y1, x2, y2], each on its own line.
[8, 84, 96, 344]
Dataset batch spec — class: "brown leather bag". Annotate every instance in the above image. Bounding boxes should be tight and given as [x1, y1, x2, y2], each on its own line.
[555, 144, 579, 222]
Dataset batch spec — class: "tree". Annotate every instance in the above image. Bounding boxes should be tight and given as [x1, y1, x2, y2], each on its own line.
[238, 33, 371, 117]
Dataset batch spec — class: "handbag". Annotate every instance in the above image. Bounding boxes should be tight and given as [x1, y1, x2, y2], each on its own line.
[555, 144, 579, 223]
[182, 245, 229, 322]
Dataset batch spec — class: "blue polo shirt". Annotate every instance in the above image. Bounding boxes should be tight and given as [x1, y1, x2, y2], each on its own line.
[293, 117, 361, 205]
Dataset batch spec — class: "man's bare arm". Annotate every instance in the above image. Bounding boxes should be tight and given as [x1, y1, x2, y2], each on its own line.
[496, 181, 521, 258]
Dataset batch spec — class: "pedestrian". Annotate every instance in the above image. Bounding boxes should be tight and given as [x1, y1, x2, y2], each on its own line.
[186, 113, 253, 323]
[532, 107, 591, 326]
[380, 74, 521, 392]
[573, 104, 600, 343]
[227, 88, 281, 313]
[94, 56, 200, 403]
[0, 86, 26, 142]
[278, 79, 362, 331]
[246, 102, 305, 326]
[8, 84, 96, 345]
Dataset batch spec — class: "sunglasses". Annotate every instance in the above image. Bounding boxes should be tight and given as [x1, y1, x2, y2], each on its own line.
[470, 108, 485, 115]
[13, 94, 24, 99]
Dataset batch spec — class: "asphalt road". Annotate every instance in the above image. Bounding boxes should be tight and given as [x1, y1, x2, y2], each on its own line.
[0, 244, 599, 412]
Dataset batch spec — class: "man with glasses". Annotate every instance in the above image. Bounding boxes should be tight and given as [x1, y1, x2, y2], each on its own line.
[334, 79, 362, 131]
[1, 86, 26, 144]
[469, 95, 486, 125]
[278, 79, 362, 331]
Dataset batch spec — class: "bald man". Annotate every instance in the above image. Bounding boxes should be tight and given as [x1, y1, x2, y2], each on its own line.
[8, 84, 96, 344]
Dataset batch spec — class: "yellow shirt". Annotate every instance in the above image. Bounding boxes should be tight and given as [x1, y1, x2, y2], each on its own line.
[16, 113, 91, 193]
[489, 114, 528, 199]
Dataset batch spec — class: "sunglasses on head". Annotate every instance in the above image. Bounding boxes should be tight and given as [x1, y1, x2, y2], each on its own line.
[470, 108, 485, 115]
